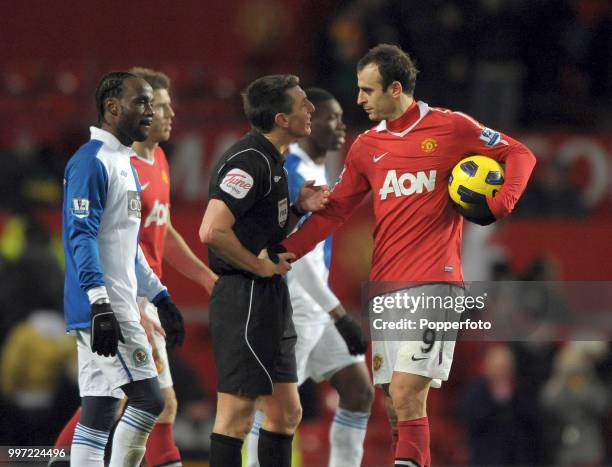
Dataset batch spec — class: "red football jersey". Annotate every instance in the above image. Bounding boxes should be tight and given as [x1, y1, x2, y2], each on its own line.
[283, 101, 536, 282]
[131, 146, 171, 277]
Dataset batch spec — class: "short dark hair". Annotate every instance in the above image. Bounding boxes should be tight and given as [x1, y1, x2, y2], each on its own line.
[128, 67, 171, 91]
[242, 74, 300, 133]
[357, 44, 419, 95]
[305, 87, 335, 109]
[95, 71, 138, 123]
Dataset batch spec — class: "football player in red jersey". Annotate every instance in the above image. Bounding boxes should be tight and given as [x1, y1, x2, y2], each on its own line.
[129, 67, 217, 467]
[51, 68, 217, 467]
[281, 44, 536, 467]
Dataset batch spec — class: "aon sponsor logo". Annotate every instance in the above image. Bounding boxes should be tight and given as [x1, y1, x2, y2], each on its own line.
[144, 200, 170, 227]
[379, 169, 437, 200]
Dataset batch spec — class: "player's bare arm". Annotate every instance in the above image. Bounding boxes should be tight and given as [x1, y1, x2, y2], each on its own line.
[164, 219, 218, 294]
[200, 198, 295, 277]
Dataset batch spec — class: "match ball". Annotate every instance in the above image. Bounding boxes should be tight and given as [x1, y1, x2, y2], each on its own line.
[448, 155, 504, 209]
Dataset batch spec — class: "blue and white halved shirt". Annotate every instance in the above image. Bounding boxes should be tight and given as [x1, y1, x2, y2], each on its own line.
[62, 127, 166, 331]
[285, 143, 339, 325]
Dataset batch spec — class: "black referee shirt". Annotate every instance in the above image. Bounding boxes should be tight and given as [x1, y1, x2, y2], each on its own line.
[208, 130, 290, 275]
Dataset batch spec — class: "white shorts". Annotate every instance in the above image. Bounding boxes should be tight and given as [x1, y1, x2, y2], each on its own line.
[294, 319, 365, 385]
[76, 320, 158, 398]
[371, 284, 464, 389]
[139, 298, 173, 389]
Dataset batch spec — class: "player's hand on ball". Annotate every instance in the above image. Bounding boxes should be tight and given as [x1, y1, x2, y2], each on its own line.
[335, 314, 368, 355]
[155, 297, 185, 348]
[456, 191, 497, 226]
[90, 302, 125, 357]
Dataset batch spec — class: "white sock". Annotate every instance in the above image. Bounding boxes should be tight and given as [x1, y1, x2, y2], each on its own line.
[70, 422, 110, 467]
[329, 408, 369, 467]
[108, 405, 158, 467]
[245, 409, 264, 467]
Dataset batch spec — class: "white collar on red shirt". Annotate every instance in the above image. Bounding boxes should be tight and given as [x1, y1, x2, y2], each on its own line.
[130, 152, 156, 166]
[374, 101, 430, 137]
[90, 126, 133, 156]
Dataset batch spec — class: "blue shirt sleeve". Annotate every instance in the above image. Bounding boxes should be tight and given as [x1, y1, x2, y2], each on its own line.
[63, 154, 108, 292]
[285, 154, 305, 205]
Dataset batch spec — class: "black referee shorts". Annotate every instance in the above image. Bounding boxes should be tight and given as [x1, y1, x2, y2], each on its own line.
[209, 274, 297, 397]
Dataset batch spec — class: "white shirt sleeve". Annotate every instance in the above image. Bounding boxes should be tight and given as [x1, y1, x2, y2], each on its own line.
[135, 245, 166, 301]
[290, 251, 340, 313]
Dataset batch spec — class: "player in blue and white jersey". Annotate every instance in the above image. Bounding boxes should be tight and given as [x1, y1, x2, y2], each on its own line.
[62, 71, 185, 467]
[246, 89, 374, 467]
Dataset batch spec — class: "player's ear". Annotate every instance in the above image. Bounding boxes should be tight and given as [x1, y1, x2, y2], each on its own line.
[107, 98, 120, 117]
[390, 81, 403, 98]
[274, 112, 289, 129]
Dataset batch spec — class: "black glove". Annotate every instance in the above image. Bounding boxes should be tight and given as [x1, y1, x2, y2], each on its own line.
[455, 189, 497, 226]
[155, 297, 185, 348]
[90, 302, 125, 357]
[335, 314, 368, 355]
[266, 244, 288, 264]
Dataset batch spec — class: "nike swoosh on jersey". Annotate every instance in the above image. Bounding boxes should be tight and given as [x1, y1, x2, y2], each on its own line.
[411, 355, 429, 361]
[373, 152, 389, 163]
[141, 182, 150, 191]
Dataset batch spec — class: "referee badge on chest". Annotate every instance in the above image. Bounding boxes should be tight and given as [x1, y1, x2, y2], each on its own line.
[278, 198, 288, 227]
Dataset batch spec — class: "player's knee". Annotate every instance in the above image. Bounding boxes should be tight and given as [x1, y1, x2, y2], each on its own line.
[384, 396, 398, 428]
[122, 377, 165, 417]
[340, 381, 375, 412]
[389, 384, 427, 418]
[287, 403, 303, 431]
[146, 387, 166, 417]
[214, 403, 255, 439]
[159, 391, 178, 421]
[81, 396, 120, 432]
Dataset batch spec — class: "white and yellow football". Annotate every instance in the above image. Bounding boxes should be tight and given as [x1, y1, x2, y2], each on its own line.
[448, 155, 504, 209]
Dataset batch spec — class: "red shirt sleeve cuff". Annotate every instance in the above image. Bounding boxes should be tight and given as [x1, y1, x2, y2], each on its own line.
[487, 196, 507, 219]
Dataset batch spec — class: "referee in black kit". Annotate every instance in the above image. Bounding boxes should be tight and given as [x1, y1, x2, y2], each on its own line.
[199, 75, 330, 467]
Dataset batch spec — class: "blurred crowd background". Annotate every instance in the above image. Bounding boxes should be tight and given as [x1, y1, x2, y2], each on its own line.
[0, 0, 611, 465]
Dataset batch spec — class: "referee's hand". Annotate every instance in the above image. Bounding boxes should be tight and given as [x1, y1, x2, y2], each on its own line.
[257, 247, 295, 277]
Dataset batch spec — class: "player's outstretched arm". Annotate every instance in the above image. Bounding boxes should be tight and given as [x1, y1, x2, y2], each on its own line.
[296, 180, 330, 212]
[285, 180, 331, 232]
[200, 199, 295, 277]
[282, 145, 370, 260]
[164, 220, 218, 294]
